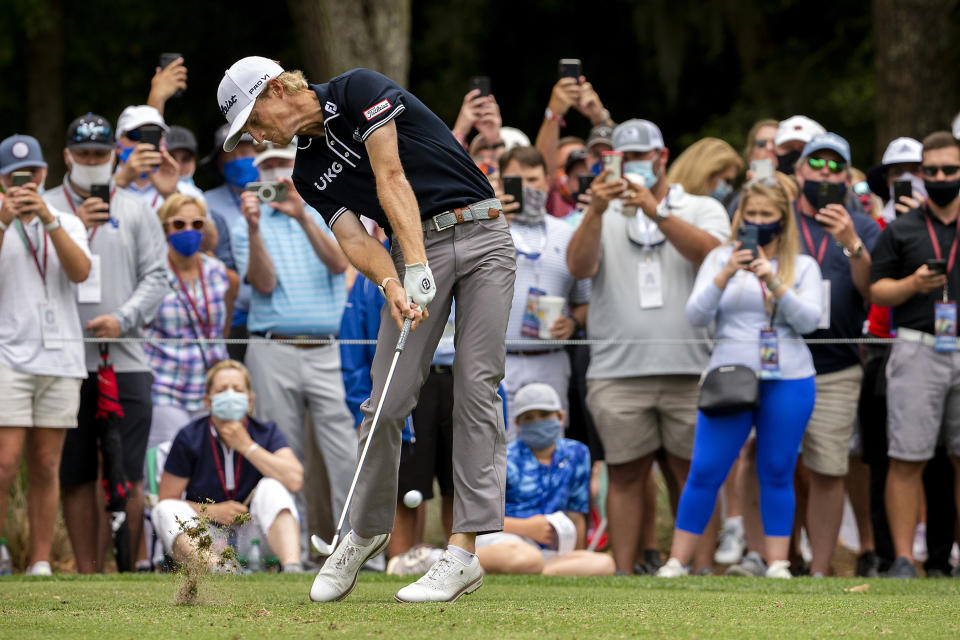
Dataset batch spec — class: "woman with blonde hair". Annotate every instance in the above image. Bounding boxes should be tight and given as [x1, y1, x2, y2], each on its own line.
[665, 137, 744, 203]
[656, 173, 822, 579]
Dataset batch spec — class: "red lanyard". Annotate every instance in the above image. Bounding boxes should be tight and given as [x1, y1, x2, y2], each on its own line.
[169, 256, 213, 338]
[798, 213, 828, 265]
[208, 425, 243, 501]
[64, 186, 117, 243]
[22, 225, 48, 288]
[924, 211, 960, 274]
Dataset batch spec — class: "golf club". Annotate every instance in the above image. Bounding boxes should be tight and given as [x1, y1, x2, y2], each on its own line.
[312, 316, 413, 556]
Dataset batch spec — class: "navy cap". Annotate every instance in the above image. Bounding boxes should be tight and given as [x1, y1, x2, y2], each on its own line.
[0, 135, 46, 175]
[802, 132, 851, 165]
[66, 113, 113, 150]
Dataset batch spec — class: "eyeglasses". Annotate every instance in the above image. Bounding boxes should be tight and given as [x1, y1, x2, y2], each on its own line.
[754, 138, 774, 149]
[921, 165, 960, 178]
[807, 157, 846, 174]
[167, 218, 205, 231]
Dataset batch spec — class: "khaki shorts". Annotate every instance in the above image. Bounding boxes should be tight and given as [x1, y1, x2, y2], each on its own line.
[0, 362, 82, 428]
[586, 375, 698, 464]
[802, 365, 863, 476]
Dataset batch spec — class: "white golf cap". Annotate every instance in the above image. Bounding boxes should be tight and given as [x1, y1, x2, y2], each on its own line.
[218, 56, 285, 152]
[612, 119, 664, 153]
[499, 126, 531, 150]
[512, 383, 562, 417]
[880, 137, 923, 165]
[253, 140, 298, 167]
[116, 105, 168, 138]
[774, 115, 825, 146]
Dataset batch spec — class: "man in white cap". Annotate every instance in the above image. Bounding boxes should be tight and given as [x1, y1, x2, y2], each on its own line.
[114, 105, 181, 210]
[217, 57, 514, 603]
[866, 137, 925, 222]
[567, 118, 730, 575]
[774, 115, 826, 175]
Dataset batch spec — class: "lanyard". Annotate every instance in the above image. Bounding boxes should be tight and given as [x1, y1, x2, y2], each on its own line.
[798, 213, 828, 265]
[65, 186, 117, 242]
[21, 221, 48, 288]
[511, 224, 547, 260]
[208, 425, 243, 501]
[924, 211, 960, 274]
[169, 256, 213, 338]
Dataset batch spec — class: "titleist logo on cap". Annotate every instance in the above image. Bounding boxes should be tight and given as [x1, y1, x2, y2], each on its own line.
[221, 95, 237, 117]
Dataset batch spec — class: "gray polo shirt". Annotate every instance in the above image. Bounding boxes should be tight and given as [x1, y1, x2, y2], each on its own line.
[586, 185, 731, 379]
[44, 180, 168, 373]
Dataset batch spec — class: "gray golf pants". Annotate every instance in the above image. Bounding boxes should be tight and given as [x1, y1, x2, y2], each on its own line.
[351, 214, 516, 536]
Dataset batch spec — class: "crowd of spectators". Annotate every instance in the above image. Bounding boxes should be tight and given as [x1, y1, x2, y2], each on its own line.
[1, 55, 959, 580]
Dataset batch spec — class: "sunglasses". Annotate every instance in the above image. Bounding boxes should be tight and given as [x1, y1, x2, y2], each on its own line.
[167, 218, 205, 231]
[754, 138, 774, 149]
[807, 156, 846, 174]
[921, 165, 960, 178]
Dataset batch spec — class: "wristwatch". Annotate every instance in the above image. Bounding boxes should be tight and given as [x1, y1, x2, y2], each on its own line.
[843, 239, 864, 258]
[653, 198, 671, 224]
[44, 216, 61, 232]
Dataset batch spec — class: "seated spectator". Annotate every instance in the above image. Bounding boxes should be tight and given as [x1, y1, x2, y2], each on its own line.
[113, 105, 181, 209]
[152, 360, 304, 572]
[475, 383, 614, 576]
[656, 172, 822, 579]
[665, 137, 744, 207]
[144, 194, 230, 454]
[0, 134, 91, 576]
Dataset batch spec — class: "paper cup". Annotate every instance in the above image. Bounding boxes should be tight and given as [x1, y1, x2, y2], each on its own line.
[537, 295, 566, 339]
[620, 172, 646, 217]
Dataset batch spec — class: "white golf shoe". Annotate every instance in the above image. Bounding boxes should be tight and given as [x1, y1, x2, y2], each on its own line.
[309, 532, 390, 602]
[765, 560, 792, 579]
[394, 551, 483, 603]
[655, 558, 690, 577]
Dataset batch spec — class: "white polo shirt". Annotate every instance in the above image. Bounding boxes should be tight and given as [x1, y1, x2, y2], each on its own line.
[0, 209, 90, 378]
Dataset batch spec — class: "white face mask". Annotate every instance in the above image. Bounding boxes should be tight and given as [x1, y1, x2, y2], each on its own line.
[258, 166, 294, 182]
[68, 151, 115, 191]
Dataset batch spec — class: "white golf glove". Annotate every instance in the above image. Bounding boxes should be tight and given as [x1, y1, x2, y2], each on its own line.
[404, 262, 436, 308]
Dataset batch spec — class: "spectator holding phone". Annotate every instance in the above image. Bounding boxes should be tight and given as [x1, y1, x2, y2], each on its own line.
[870, 131, 960, 578]
[792, 132, 880, 577]
[656, 172, 822, 578]
[0, 134, 91, 576]
[44, 113, 169, 573]
[866, 137, 926, 223]
[147, 54, 188, 116]
[113, 106, 181, 209]
[452, 85, 503, 152]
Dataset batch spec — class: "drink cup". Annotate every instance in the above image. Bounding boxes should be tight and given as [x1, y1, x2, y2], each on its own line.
[537, 295, 566, 339]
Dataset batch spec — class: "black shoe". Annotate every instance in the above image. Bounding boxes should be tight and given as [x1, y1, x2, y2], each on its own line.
[885, 556, 917, 578]
[643, 549, 663, 574]
[855, 551, 880, 578]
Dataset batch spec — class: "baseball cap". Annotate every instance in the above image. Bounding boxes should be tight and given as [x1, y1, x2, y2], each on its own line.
[564, 149, 588, 174]
[0, 135, 46, 175]
[66, 113, 113, 150]
[774, 115, 825, 147]
[866, 137, 923, 198]
[513, 383, 562, 417]
[218, 56, 285, 152]
[612, 119, 664, 153]
[253, 140, 297, 167]
[166, 126, 198, 155]
[586, 124, 614, 151]
[801, 132, 851, 165]
[499, 126, 531, 151]
[116, 105, 168, 138]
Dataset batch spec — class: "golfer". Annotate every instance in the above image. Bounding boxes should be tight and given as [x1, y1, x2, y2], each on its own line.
[217, 57, 515, 603]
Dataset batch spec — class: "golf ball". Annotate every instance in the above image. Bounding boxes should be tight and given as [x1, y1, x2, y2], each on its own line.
[402, 490, 423, 508]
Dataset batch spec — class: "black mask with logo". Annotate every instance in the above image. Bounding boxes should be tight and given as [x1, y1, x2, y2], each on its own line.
[924, 179, 960, 208]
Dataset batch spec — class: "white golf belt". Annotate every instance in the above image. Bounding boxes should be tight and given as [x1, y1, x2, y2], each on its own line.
[896, 327, 958, 348]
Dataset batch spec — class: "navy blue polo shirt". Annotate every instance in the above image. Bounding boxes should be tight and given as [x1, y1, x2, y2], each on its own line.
[795, 205, 882, 374]
[292, 68, 494, 235]
[164, 415, 290, 504]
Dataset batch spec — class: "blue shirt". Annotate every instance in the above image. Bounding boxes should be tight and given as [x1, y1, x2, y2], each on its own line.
[293, 68, 494, 235]
[164, 415, 289, 504]
[505, 438, 590, 522]
[795, 206, 881, 374]
[231, 204, 346, 335]
[204, 183, 250, 322]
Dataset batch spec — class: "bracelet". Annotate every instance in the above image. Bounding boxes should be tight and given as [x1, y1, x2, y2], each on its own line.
[378, 276, 401, 297]
[245, 442, 260, 458]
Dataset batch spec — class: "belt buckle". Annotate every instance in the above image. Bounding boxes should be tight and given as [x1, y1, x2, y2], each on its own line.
[432, 213, 445, 232]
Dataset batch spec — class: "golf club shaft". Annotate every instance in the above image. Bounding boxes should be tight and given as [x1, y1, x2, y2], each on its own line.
[329, 317, 412, 543]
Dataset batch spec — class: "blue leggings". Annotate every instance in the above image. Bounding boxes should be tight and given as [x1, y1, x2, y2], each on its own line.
[675, 376, 816, 538]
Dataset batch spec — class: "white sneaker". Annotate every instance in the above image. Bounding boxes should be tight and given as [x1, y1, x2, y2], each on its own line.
[913, 523, 928, 562]
[386, 544, 437, 576]
[765, 560, 792, 579]
[394, 551, 483, 603]
[714, 523, 746, 564]
[655, 558, 689, 578]
[26, 561, 52, 576]
[309, 533, 390, 602]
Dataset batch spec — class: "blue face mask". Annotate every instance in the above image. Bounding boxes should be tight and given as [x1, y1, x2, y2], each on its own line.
[711, 179, 733, 203]
[168, 229, 203, 256]
[211, 389, 249, 422]
[222, 156, 259, 189]
[590, 160, 603, 176]
[117, 143, 135, 164]
[743, 219, 783, 246]
[178, 175, 196, 187]
[518, 417, 563, 451]
[624, 160, 657, 188]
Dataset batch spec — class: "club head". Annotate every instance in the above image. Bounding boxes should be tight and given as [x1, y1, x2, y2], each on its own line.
[311, 533, 337, 556]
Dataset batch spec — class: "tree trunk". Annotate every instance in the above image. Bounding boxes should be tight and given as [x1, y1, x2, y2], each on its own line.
[873, 0, 959, 157]
[286, 0, 412, 86]
[24, 0, 65, 183]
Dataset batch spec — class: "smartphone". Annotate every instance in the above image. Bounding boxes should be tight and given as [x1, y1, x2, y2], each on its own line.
[468, 76, 491, 97]
[502, 176, 524, 211]
[577, 174, 593, 195]
[159, 52, 184, 98]
[601, 150, 623, 183]
[893, 180, 913, 205]
[750, 159, 775, 181]
[926, 258, 947, 275]
[90, 184, 111, 203]
[140, 128, 162, 150]
[737, 225, 759, 259]
[11, 171, 31, 187]
[817, 181, 845, 207]
[559, 59, 581, 82]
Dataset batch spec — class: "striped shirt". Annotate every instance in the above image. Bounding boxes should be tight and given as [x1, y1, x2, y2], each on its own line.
[231, 204, 346, 335]
[144, 254, 230, 410]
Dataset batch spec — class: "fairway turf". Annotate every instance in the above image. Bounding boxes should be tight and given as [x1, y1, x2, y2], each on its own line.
[1, 573, 958, 639]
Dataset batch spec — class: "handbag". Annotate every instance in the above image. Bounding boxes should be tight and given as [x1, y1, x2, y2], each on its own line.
[697, 365, 759, 416]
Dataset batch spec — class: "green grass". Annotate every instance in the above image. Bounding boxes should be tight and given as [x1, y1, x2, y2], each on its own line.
[1, 573, 958, 639]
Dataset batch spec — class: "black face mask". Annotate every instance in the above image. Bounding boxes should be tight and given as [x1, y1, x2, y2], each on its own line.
[777, 149, 802, 175]
[924, 179, 960, 208]
[802, 179, 847, 210]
